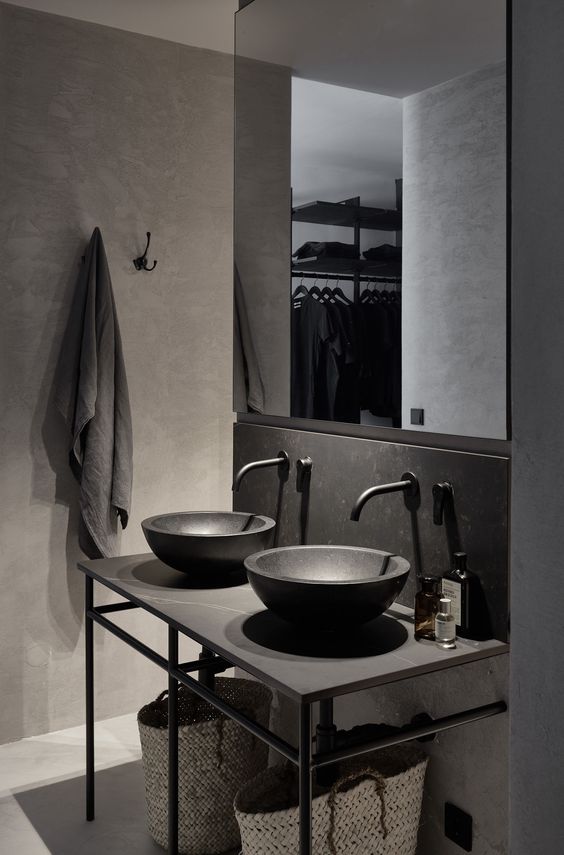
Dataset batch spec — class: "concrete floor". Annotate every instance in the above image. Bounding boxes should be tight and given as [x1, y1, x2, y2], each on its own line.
[0, 714, 179, 854]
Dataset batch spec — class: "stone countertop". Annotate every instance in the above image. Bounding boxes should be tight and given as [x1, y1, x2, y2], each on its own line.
[78, 553, 509, 703]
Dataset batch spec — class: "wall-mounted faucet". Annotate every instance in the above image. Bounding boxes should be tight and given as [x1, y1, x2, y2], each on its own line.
[350, 472, 422, 576]
[232, 451, 290, 492]
[350, 472, 419, 521]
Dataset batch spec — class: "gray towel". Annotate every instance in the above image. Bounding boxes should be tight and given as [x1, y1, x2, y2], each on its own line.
[55, 227, 133, 558]
[233, 264, 265, 414]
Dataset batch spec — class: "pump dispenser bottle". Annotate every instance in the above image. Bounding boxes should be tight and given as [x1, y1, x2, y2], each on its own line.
[435, 598, 456, 649]
[442, 551, 485, 639]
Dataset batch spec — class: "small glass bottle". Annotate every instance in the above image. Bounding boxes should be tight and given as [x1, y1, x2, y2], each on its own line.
[435, 598, 456, 649]
[414, 577, 440, 640]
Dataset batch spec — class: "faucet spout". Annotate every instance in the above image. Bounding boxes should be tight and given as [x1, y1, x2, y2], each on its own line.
[350, 472, 419, 520]
[232, 451, 290, 492]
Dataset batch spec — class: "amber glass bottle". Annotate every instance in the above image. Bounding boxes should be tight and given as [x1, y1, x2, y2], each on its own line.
[414, 577, 440, 640]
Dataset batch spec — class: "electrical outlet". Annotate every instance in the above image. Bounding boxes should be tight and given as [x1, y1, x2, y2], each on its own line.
[410, 408, 424, 426]
[445, 802, 473, 851]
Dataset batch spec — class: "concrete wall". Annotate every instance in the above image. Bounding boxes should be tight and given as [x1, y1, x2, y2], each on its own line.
[0, 3, 234, 744]
[2, 0, 237, 53]
[402, 62, 507, 439]
[511, 0, 564, 850]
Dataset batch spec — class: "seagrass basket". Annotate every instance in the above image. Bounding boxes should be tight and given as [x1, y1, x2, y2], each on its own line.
[234, 743, 428, 855]
[138, 677, 271, 855]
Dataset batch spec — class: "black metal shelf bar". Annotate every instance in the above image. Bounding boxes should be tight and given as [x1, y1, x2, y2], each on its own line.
[170, 665, 300, 766]
[89, 608, 168, 670]
[291, 270, 401, 284]
[178, 655, 230, 675]
[291, 258, 401, 276]
[95, 601, 139, 615]
[88, 608, 230, 677]
[312, 700, 507, 769]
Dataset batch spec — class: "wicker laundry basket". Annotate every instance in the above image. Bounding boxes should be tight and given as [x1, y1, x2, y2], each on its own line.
[234, 743, 428, 855]
[138, 677, 272, 855]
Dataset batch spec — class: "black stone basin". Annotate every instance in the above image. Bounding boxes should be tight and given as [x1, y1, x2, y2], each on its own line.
[142, 512, 276, 578]
[244, 545, 410, 632]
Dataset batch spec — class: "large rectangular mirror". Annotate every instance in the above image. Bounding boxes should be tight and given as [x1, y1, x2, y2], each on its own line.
[234, 0, 508, 439]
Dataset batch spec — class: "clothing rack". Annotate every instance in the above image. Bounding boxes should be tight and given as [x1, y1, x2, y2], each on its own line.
[291, 270, 401, 285]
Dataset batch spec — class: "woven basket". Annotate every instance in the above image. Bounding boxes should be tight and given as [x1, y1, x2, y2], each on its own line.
[234, 743, 428, 855]
[138, 677, 271, 855]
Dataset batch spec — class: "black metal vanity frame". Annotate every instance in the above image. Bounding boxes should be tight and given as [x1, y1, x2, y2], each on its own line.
[82, 567, 507, 855]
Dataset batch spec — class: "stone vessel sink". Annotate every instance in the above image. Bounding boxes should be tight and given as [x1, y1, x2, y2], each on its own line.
[142, 512, 276, 578]
[244, 545, 410, 631]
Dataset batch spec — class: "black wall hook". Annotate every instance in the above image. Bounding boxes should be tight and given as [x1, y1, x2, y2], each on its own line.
[133, 232, 157, 271]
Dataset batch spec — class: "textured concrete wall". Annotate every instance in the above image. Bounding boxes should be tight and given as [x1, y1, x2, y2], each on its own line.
[3, 0, 238, 53]
[511, 0, 564, 850]
[402, 63, 507, 439]
[0, 3, 234, 744]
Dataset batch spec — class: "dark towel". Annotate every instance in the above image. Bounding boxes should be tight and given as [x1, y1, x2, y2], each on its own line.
[362, 244, 402, 261]
[55, 228, 133, 558]
[233, 265, 265, 414]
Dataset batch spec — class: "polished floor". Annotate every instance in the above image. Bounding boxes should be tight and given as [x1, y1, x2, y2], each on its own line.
[0, 714, 167, 854]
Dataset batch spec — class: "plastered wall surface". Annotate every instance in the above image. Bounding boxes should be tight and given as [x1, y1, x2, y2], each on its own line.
[402, 62, 507, 439]
[511, 0, 564, 850]
[0, 3, 234, 744]
[2, 0, 238, 53]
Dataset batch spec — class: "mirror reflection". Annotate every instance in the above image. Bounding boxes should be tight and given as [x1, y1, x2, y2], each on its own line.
[234, 0, 507, 439]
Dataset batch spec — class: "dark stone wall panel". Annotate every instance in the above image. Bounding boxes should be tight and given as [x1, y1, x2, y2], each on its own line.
[233, 422, 509, 641]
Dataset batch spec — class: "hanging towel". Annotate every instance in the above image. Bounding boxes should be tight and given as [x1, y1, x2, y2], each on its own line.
[233, 264, 265, 414]
[55, 227, 133, 558]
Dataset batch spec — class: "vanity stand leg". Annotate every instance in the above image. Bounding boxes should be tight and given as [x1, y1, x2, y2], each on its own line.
[199, 646, 215, 689]
[299, 702, 312, 855]
[85, 575, 95, 822]
[316, 698, 338, 787]
[168, 627, 179, 855]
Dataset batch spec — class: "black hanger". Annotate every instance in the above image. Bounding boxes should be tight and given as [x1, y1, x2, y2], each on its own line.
[320, 285, 336, 303]
[331, 279, 353, 305]
[308, 278, 323, 300]
[292, 278, 310, 299]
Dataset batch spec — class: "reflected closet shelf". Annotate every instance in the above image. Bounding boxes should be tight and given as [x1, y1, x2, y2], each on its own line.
[292, 200, 402, 231]
[291, 258, 402, 279]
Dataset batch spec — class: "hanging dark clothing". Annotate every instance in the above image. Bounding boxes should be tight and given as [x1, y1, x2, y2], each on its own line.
[291, 288, 401, 424]
[328, 302, 360, 423]
[291, 294, 341, 420]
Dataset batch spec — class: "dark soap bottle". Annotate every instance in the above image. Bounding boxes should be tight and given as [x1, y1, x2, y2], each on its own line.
[442, 552, 490, 640]
[414, 577, 440, 640]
